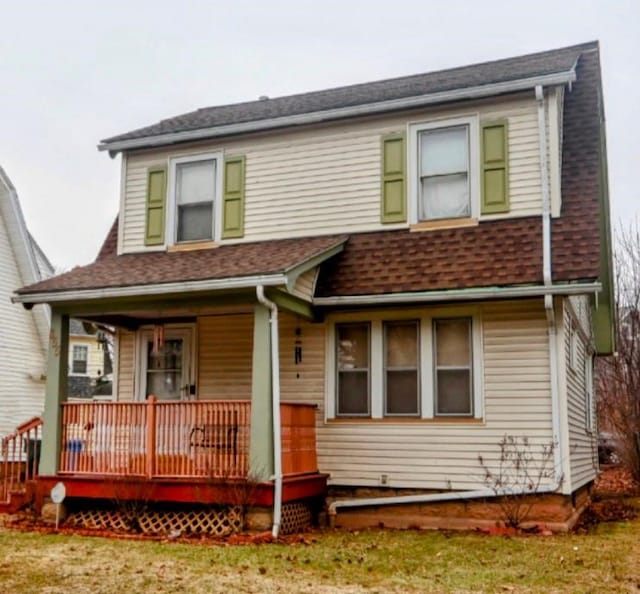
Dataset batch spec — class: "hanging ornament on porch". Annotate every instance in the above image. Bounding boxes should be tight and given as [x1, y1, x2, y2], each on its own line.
[294, 326, 302, 378]
[152, 324, 165, 355]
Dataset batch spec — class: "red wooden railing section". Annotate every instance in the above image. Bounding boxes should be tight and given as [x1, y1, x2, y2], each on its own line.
[58, 399, 318, 480]
[1, 417, 43, 504]
[59, 398, 251, 479]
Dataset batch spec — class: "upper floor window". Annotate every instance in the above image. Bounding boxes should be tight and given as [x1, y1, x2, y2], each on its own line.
[169, 153, 222, 244]
[419, 126, 470, 220]
[72, 345, 88, 374]
[409, 116, 479, 224]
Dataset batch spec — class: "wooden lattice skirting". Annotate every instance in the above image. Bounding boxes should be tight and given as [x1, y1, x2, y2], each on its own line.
[67, 505, 243, 537]
[280, 501, 313, 535]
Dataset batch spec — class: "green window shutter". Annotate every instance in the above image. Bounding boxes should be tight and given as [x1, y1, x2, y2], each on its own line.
[481, 121, 509, 214]
[222, 156, 245, 239]
[381, 133, 406, 223]
[144, 166, 167, 246]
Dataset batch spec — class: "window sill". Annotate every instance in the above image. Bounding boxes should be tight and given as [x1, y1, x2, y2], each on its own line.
[326, 417, 484, 425]
[410, 218, 478, 232]
[167, 241, 219, 253]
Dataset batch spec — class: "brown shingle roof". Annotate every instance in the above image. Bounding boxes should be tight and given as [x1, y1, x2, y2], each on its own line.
[17, 234, 347, 295]
[316, 45, 604, 297]
[18, 44, 604, 301]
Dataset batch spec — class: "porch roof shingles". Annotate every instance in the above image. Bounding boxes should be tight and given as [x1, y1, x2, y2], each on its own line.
[16, 234, 347, 296]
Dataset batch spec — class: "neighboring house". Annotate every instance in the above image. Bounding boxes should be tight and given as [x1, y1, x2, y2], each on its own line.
[67, 319, 112, 398]
[0, 167, 50, 440]
[12, 42, 614, 534]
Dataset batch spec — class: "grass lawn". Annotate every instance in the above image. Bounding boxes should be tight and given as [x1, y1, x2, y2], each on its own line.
[0, 502, 639, 593]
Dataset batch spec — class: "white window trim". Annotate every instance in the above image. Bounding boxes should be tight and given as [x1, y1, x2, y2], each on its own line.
[407, 114, 480, 225]
[166, 151, 224, 245]
[325, 308, 484, 421]
[134, 324, 197, 402]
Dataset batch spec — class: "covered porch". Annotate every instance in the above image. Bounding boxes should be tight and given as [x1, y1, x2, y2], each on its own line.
[31, 283, 328, 515]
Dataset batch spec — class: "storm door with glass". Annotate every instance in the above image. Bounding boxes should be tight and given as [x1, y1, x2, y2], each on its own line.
[138, 328, 194, 401]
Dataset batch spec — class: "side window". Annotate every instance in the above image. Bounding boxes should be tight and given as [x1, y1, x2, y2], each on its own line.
[585, 353, 594, 431]
[336, 323, 370, 416]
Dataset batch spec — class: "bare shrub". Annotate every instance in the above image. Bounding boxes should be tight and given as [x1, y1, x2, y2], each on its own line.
[478, 435, 558, 528]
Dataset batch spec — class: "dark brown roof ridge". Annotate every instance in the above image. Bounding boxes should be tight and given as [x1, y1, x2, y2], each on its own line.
[101, 42, 595, 146]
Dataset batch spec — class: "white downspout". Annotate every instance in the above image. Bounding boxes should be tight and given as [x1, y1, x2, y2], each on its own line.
[328, 86, 565, 526]
[256, 285, 283, 539]
[536, 84, 564, 486]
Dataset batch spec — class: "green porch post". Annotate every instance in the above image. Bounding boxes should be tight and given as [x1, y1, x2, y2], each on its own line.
[249, 304, 274, 480]
[39, 309, 69, 475]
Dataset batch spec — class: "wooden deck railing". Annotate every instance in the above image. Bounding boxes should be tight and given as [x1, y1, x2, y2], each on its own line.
[59, 399, 317, 480]
[1, 417, 43, 504]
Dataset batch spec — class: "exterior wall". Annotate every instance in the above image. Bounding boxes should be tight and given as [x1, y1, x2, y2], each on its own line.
[0, 209, 47, 438]
[114, 329, 136, 402]
[290, 268, 318, 302]
[109, 301, 558, 492]
[120, 93, 550, 253]
[316, 300, 554, 490]
[563, 297, 598, 490]
[198, 313, 253, 399]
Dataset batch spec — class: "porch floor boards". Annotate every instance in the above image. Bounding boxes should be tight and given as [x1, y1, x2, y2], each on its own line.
[35, 472, 328, 508]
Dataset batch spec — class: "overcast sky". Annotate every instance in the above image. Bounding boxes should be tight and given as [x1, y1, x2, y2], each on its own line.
[1, 0, 638, 270]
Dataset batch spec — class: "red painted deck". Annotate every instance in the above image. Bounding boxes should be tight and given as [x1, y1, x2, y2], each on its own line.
[35, 472, 328, 508]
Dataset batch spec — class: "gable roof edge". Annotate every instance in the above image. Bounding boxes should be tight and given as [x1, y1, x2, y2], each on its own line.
[99, 69, 576, 155]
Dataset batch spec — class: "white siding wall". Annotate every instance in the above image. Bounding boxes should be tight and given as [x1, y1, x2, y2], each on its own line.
[0, 211, 47, 437]
[564, 298, 598, 490]
[120, 94, 550, 253]
[68, 335, 106, 379]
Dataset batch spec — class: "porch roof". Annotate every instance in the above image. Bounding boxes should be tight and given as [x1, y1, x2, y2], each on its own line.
[14, 231, 347, 303]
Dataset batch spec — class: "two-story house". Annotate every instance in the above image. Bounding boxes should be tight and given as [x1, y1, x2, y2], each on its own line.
[11, 41, 613, 535]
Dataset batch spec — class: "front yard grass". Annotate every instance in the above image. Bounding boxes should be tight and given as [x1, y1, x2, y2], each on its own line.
[0, 502, 639, 593]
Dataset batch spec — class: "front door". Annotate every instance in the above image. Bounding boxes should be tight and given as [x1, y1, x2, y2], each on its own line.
[138, 327, 194, 400]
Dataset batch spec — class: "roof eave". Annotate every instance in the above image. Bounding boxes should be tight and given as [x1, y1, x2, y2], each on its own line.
[313, 281, 601, 306]
[99, 70, 577, 155]
[13, 273, 289, 306]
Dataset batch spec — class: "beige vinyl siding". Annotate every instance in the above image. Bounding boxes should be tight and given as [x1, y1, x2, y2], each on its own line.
[315, 301, 553, 490]
[115, 329, 135, 402]
[120, 94, 550, 252]
[0, 209, 47, 438]
[198, 314, 253, 399]
[290, 268, 318, 301]
[564, 299, 598, 490]
[107, 302, 556, 491]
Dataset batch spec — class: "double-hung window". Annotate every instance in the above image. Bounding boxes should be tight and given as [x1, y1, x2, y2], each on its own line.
[72, 345, 88, 375]
[336, 323, 370, 416]
[331, 314, 481, 420]
[409, 116, 479, 224]
[434, 318, 474, 416]
[170, 153, 222, 244]
[384, 321, 420, 416]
